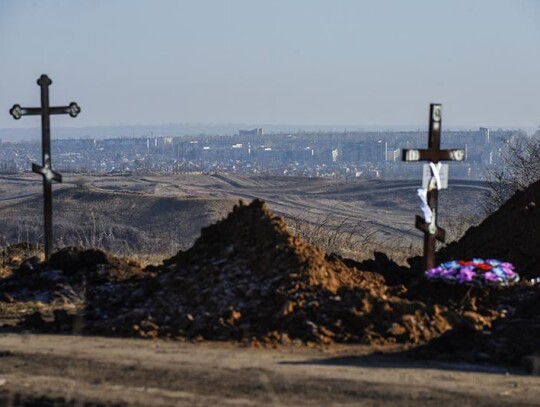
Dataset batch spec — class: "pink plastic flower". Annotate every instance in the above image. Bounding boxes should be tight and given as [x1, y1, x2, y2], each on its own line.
[483, 272, 499, 282]
[457, 267, 475, 283]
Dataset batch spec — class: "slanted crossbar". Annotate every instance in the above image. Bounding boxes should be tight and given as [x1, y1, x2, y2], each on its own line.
[402, 104, 465, 270]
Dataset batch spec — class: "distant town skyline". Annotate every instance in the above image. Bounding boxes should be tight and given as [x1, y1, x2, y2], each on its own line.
[0, 126, 512, 181]
[1, 0, 539, 133]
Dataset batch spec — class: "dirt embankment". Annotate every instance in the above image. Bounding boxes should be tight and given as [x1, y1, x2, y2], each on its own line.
[0, 196, 540, 372]
[1, 182, 540, 369]
[440, 179, 540, 280]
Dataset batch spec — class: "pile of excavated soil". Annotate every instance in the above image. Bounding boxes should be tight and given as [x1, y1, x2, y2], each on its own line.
[0, 242, 43, 278]
[440, 179, 540, 280]
[0, 198, 538, 368]
[0, 247, 149, 331]
[86, 199, 457, 345]
[0, 200, 463, 347]
[411, 284, 540, 366]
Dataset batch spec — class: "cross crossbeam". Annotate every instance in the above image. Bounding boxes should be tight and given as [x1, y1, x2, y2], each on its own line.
[402, 104, 465, 271]
[9, 74, 81, 261]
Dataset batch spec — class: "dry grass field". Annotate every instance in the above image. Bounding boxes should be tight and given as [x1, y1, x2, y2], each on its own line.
[0, 173, 487, 263]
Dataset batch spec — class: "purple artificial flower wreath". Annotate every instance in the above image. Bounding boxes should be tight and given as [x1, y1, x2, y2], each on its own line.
[425, 258, 519, 286]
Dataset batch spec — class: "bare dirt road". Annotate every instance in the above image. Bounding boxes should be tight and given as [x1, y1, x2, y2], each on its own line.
[0, 334, 538, 406]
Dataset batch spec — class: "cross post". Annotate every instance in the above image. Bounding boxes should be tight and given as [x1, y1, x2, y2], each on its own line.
[10, 74, 81, 261]
[402, 104, 465, 271]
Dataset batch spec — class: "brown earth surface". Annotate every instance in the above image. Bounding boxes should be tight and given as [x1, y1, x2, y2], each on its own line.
[0, 197, 538, 363]
[0, 179, 539, 405]
[419, 178, 540, 366]
[0, 334, 539, 407]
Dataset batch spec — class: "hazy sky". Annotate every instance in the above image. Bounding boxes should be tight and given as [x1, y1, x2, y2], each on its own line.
[1, 0, 539, 131]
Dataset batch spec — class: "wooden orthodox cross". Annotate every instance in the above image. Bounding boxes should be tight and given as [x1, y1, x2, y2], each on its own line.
[10, 74, 81, 261]
[402, 104, 465, 271]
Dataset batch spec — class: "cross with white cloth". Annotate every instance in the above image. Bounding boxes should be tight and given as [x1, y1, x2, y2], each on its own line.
[402, 104, 465, 270]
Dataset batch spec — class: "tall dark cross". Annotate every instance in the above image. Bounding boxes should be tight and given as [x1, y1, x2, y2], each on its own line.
[402, 104, 465, 271]
[10, 74, 81, 261]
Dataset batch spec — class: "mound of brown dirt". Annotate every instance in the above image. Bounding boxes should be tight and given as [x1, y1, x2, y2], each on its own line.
[474, 286, 540, 363]
[410, 284, 540, 367]
[86, 199, 458, 345]
[0, 242, 43, 278]
[0, 246, 150, 330]
[440, 179, 540, 279]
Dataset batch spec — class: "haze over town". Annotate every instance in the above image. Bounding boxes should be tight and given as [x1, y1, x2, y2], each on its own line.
[1, 0, 539, 136]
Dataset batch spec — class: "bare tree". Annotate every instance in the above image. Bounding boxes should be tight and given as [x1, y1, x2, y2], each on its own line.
[484, 130, 540, 213]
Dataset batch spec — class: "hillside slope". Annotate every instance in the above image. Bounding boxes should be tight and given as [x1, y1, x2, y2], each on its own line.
[440, 179, 540, 279]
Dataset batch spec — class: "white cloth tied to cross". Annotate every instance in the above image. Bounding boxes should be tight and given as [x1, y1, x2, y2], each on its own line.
[417, 162, 442, 224]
